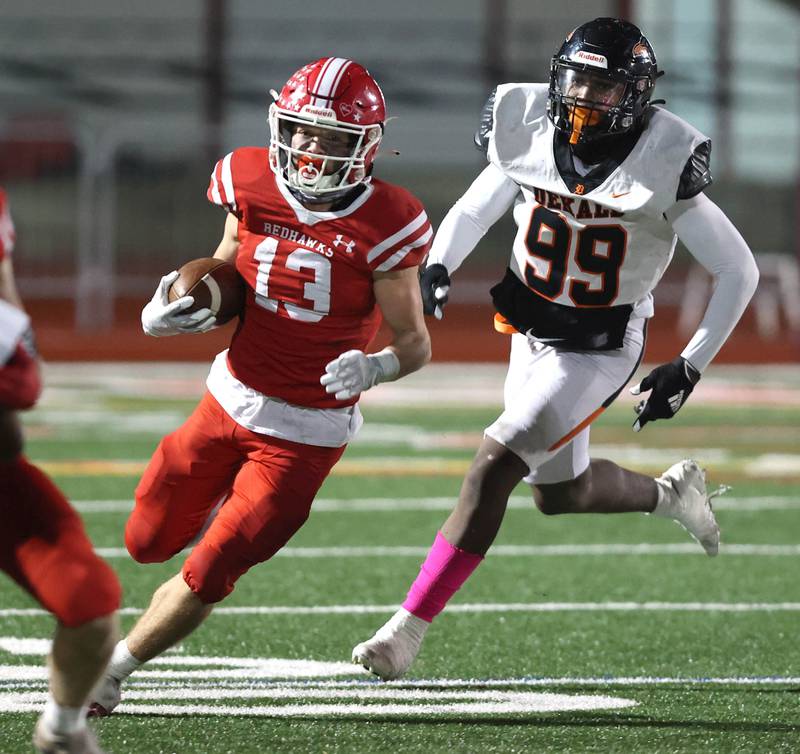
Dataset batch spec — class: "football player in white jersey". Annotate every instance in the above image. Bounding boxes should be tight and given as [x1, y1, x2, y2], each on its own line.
[353, 17, 759, 680]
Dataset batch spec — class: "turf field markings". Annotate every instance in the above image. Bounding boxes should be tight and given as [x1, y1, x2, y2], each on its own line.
[39, 455, 800, 478]
[1, 695, 639, 717]
[0, 656, 638, 716]
[70, 495, 800, 513]
[3, 601, 800, 620]
[88, 543, 800, 557]
[3, 672, 798, 689]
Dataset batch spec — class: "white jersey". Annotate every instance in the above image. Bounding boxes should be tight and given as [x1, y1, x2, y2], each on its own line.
[487, 83, 710, 319]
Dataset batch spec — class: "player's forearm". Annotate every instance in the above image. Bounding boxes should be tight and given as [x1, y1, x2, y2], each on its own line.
[679, 263, 758, 371]
[668, 194, 759, 371]
[0, 259, 24, 311]
[383, 327, 431, 380]
[428, 163, 519, 274]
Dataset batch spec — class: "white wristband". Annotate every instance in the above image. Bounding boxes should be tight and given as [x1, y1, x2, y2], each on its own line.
[367, 348, 400, 385]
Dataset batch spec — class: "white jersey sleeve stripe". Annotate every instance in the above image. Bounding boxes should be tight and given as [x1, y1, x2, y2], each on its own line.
[367, 211, 429, 263]
[374, 226, 433, 272]
[209, 165, 223, 207]
[220, 152, 237, 212]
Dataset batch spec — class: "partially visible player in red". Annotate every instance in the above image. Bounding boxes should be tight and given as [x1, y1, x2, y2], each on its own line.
[89, 57, 432, 715]
[0, 296, 121, 754]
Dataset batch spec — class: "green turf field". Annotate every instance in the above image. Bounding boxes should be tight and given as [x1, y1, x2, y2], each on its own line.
[2, 363, 799, 753]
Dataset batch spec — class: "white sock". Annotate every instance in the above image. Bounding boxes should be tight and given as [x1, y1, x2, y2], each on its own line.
[107, 639, 142, 681]
[651, 477, 672, 517]
[40, 695, 86, 734]
[390, 608, 429, 643]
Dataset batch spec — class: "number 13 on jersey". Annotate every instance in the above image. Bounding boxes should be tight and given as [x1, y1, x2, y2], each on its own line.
[253, 236, 331, 322]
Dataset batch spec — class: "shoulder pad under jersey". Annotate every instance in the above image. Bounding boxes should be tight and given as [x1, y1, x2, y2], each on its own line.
[677, 140, 713, 200]
[474, 88, 497, 153]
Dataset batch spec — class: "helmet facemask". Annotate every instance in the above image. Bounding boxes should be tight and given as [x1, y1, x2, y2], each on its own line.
[269, 104, 382, 203]
[549, 61, 651, 147]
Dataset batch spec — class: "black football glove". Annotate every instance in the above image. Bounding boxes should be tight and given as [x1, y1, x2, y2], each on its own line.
[419, 263, 451, 320]
[630, 356, 701, 432]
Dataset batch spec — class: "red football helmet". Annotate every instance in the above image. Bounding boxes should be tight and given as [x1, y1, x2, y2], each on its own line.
[268, 58, 386, 201]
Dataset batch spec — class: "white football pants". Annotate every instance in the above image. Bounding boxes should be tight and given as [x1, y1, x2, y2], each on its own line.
[485, 317, 647, 485]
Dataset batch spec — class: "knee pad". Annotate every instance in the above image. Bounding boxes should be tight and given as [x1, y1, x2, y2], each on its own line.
[45, 553, 121, 627]
[182, 543, 244, 604]
[125, 512, 180, 563]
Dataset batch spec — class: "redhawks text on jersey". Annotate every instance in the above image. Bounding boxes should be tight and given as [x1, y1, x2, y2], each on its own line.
[207, 147, 432, 408]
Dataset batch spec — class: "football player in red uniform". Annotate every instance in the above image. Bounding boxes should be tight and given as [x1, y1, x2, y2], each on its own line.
[89, 57, 432, 715]
[0, 298, 121, 754]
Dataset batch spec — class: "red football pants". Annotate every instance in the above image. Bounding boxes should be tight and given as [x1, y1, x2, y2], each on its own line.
[0, 455, 121, 627]
[127, 391, 345, 603]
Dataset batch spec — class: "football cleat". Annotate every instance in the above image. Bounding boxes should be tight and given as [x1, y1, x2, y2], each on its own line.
[653, 459, 722, 556]
[86, 675, 121, 718]
[352, 608, 429, 681]
[32, 717, 106, 754]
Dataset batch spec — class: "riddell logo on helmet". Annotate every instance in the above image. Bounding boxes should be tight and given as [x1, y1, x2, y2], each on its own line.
[299, 105, 337, 120]
[571, 50, 608, 69]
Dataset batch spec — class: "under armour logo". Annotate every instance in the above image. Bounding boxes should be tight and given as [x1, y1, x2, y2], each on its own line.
[333, 234, 356, 253]
[668, 390, 685, 414]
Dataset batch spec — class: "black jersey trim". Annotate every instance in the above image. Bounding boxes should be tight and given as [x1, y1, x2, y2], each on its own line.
[552, 128, 643, 195]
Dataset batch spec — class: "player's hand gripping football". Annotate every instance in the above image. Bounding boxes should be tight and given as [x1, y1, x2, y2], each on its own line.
[630, 356, 701, 431]
[141, 271, 217, 337]
[320, 349, 400, 401]
[419, 263, 451, 320]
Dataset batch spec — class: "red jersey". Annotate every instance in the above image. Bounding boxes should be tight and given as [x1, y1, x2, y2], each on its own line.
[207, 147, 431, 409]
[0, 189, 15, 262]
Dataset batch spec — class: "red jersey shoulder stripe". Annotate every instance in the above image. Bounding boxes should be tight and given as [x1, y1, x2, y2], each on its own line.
[373, 224, 433, 272]
[207, 152, 237, 213]
[366, 210, 429, 266]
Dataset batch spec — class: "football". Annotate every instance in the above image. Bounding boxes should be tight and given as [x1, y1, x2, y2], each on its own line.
[168, 257, 246, 325]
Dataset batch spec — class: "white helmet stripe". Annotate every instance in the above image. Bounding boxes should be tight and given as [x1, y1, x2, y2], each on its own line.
[327, 59, 352, 107]
[313, 57, 351, 108]
[311, 57, 335, 108]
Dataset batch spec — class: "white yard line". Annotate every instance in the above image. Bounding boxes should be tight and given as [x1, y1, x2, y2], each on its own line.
[90, 543, 800, 558]
[2, 601, 800, 620]
[71, 496, 800, 514]
[0, 696, 638, 716]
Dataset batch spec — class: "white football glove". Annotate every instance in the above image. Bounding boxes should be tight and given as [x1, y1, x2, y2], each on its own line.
[141, 271, 217, 337]
[320, 349, 400, 401]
